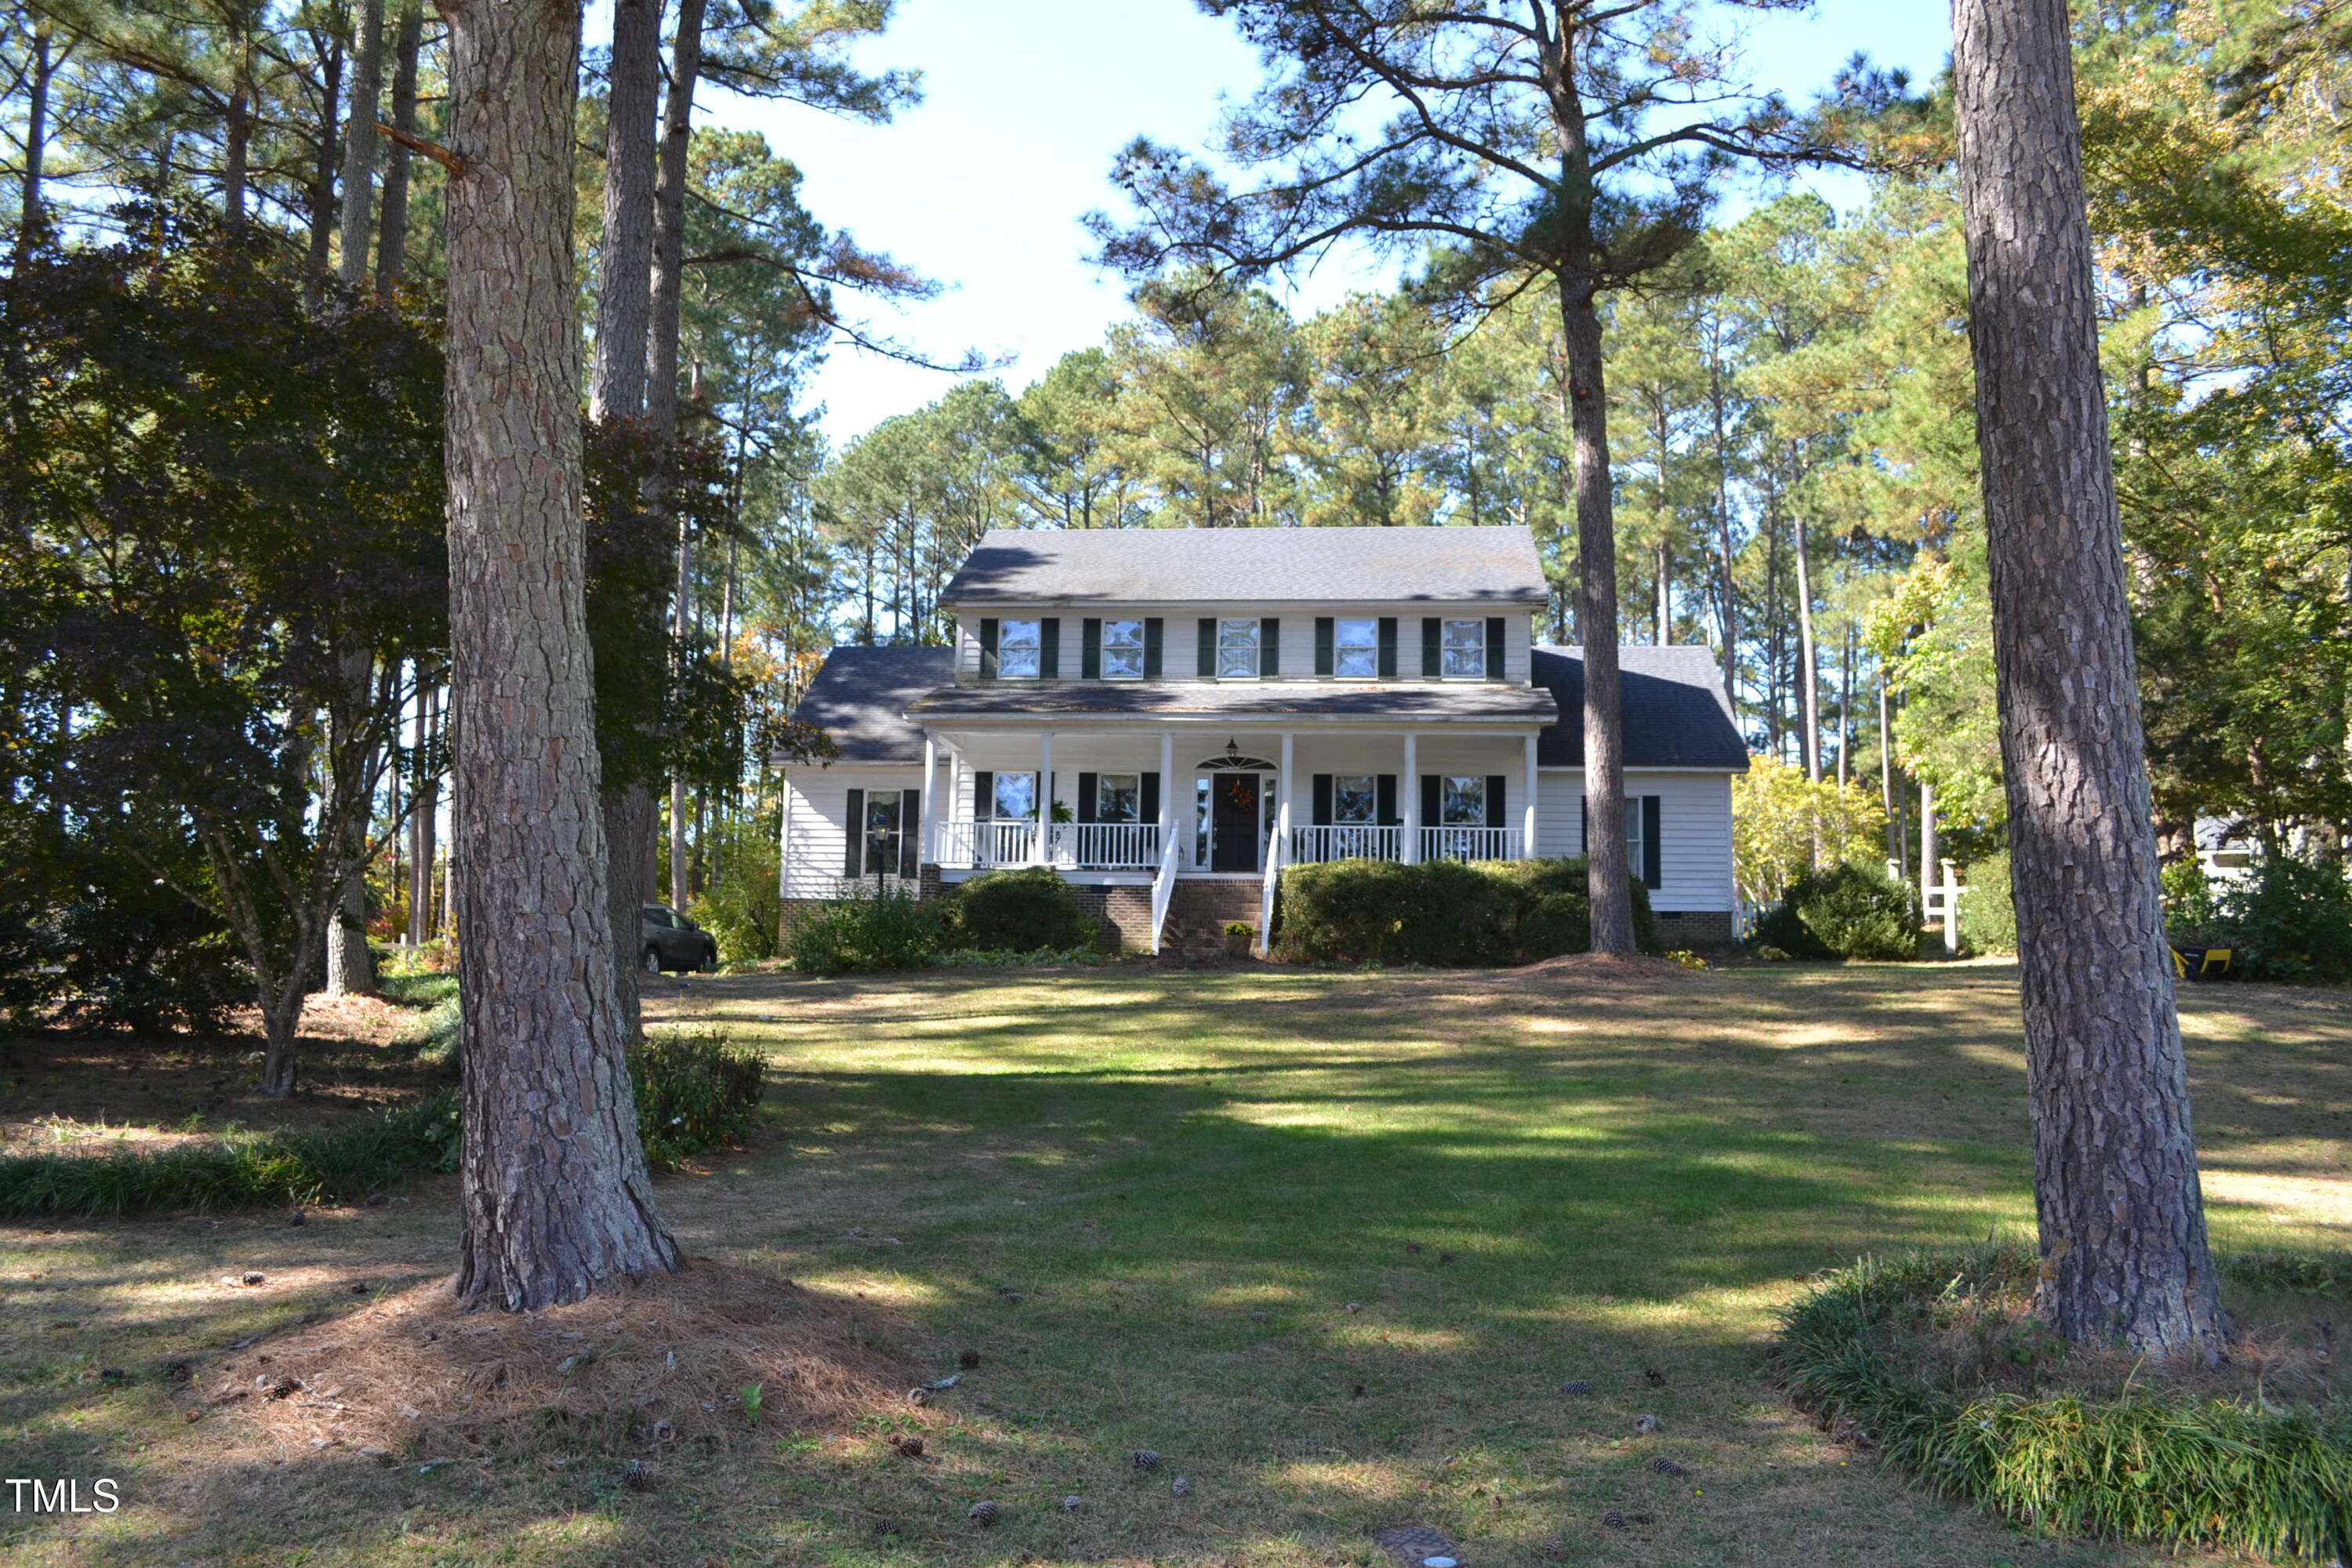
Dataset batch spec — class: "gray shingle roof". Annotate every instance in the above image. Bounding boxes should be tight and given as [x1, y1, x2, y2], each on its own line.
[1532, 645, 1748, 770]
[785, 645, 953, 762]
[906, 682, 1559, 723]
[939, 525, 1548, 606]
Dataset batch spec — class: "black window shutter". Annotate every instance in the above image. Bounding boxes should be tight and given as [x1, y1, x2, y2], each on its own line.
[978, 619, 1000, 680]
[1040, 617, 1060, 679]
[844, 788, 865, 875]
[1076, 771, 1098, 824]
[1315, 617, 1335, 677]
[1144, 617, 1163, 678]
[1486, 775, 1506, 829]
[1421, 774, 1441, 827]
[1643, 795, 1662, 888]
[900, 789, 922, 877]
[1377, 617, 1398, 678]
[1140, 771, 1160, 826]
[1421, 617, 1441, 677]
[1377, 775, 1399, 826]
[1261, 617, 1280, 677]
[974, 771, 994, 821]
[1197, 617, 1215, 677]
[1485, 616, 1505, 680]
[1081, 618, 1102, 681]
[1312, 774, 1334, 826]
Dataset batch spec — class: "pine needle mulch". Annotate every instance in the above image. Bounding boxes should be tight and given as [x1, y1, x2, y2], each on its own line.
[197, 1255, 929, 1459]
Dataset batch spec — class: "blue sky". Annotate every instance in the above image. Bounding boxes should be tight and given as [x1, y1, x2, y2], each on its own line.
[705, 0, 1955, 445]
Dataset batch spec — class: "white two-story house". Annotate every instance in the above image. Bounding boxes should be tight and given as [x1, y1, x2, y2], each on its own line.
[777, 525, 1748, 954]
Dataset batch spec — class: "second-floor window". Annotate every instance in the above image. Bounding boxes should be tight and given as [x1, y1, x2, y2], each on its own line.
[997, 619, 1042, 679]
[1334, 619, 1378, 679]
[1102, 619, 1145, 680]
[1217, 619, 1261, 678]
[1441, 618, 1486, 678]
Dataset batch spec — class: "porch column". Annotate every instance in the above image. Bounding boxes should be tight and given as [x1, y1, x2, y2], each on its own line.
[1402, 731, 1420, 862]
[1160, 731, 1176, 866]
[1277, 732, 1294, 860]
[1035, 731, 1054, 865]
[920, 735, 938, 866]
[1522, 732, 1538, 859]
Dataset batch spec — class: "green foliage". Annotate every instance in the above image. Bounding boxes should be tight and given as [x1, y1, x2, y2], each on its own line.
[695, 815, 785, 961]
[786, 882, 946, 975]
[0, 1091, 462, 1218]
[944, 866, 1105, 955]
[1751, 862, 1921, 961]
[1958, 851, 2016, 956]
[2199, 856, 2352, 983]
[1271, 858, 1657, 967]
[1775, 1250, 2352, 1563]
[629, 1030, 767, 1172]
[928, 946, 1111, 970]
[1731, 754, 1891, 911]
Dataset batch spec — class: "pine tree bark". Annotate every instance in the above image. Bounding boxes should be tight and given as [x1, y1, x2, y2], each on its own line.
[1559, 275, 1632, 953]
[305, 23, 344, 304]
[1793, 492, 1820, 782]
[374, 0, 422, 298]
[437, 0, 680, 1308]
[336, 0, 386, 287]
[1951, 0, 2223, 1352]
[17, 17, 51, 248]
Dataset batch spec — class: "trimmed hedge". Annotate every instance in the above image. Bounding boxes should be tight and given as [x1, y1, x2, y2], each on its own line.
[1958, 851, 2017, 956]
[0, 1029, 765, 1214]
[945, 866, 1105, 954]
[1775, 1249, 2352, 1563]
[1270, 857, 1657, 966]
[1751, 862, 1922, 960]
[787, 882, 947, 975]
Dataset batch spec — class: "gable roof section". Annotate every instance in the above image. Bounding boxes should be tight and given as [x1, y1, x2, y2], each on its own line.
[1533, 645, 1748, 771]
[785, 644, 953, 763]
[940, 525, 1548, 606]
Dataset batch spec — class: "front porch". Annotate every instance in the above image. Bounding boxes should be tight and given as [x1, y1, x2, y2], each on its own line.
[931, 819, 1530, 876]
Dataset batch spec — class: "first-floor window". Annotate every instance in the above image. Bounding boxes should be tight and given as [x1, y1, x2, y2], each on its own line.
[1334, 617, 1378, 678]
[1096, 773, 1141, 823]
[1441, 775, 1487, 826]
[1624, 797, 1644, 873]
[1102, 619, 1145, 680]
[1217, 618, 1261, 678]
[1441, 618, 1486, 677]
[865, 792, 902, 876]
[1333, 774, 1376, 824]
[991, 771, 1038, 821]
[997, 619, 1042, 678]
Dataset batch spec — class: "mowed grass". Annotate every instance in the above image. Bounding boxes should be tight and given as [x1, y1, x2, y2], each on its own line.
[4, 962, 2348, 1566]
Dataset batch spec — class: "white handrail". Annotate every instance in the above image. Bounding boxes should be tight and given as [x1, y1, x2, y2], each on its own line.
[1148, 829, 1182, 954]
[1291, 825, 1403, 863]
[1258, 826, 1282, 956]
[1418, 826, 1526, 862]
[935, 819, 1037, 869]
[1048, 822, 1162, 870]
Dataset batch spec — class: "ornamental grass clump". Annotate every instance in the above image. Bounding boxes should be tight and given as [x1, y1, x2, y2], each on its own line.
[1774, 1247, 2352, 1563]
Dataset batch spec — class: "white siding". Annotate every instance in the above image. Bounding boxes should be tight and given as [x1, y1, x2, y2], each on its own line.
[779, 764, 924, 899]
[1536, 770, 1736, 913]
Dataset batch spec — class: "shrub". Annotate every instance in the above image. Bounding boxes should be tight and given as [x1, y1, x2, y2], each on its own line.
[2205, 855, 2352, 983]
[1751, 862, 1921, 960]
[1270, 857, 1656, 966]
[696, 815, 784, 962]
[787, 882, 946, 975]
[630, 1030, 766, 1171]
[945, 866, 1105, 954]
[1775, 1249, 2352, 1563]
[1958, 851, 2016, 956]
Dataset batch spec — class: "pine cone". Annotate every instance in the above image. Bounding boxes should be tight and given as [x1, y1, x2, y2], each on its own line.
[959, 1348, 982, 1368]
[1132, 1448, 1160, 1469]
[966, 1500, 1000, 1526]
[1643, 1366, 1667, 1387]
[1602, 1508, 1627, 1530]
[1062, 1496, 1085, 1514]
[1635, 1413, 1661, 1434]
[890, 1435, 925, 1458]
[1171, 1477, 1190, 1497]
[1651, 1456, 1687, 1478]
[1559, 1379, 1591, 1396]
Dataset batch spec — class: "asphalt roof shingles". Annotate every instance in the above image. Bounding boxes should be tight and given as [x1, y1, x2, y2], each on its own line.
[1532, 645, 1748, 770]
[786, 645, 953, 762]
[939, 525, 1549, 606]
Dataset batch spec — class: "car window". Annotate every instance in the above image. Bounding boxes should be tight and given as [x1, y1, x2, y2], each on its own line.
[643, 907, 674, 929]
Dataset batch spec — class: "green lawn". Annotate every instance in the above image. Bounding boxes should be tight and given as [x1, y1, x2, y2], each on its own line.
[4, 961, 2347, 1566]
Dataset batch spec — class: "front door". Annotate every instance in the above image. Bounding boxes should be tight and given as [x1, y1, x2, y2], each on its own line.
[1210, 774, 1261, 873]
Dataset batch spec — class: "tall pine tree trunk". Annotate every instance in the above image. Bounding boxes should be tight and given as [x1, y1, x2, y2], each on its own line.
[1952, 0, 2223, 1352]
[336, 0, 385, 285]
[305, 22, 344, 306]
[439, 0, 679, 1308]
[375, 0, 422, 298]
[16, 17, 51, 248]
[1559, 273, 1632, 953]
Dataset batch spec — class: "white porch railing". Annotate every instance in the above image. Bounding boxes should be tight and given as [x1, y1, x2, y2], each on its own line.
[935, 819, 1038, 868]
[1259, 826, 1283, 956]
[1148, 829, 1181, 954]
[1051, 822, 1162, 870]
[1290, 825, 1404, 864]
[1419, 826, 1525, 862]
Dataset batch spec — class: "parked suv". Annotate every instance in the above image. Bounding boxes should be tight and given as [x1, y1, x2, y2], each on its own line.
[641, 905, 717, 974]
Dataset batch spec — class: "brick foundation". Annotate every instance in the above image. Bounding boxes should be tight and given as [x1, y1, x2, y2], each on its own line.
[1066, 883, 1157, 953]
[1650, 909, 1735, 949]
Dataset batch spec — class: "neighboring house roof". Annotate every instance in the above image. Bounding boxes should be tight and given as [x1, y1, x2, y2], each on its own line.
[783, 645, 953, 763]
[906, 681, 1559, 724]
[1532, 645, 1749, 770]
[938, 525, 1550, 606]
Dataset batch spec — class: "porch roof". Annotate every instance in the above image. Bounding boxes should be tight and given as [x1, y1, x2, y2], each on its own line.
[904, 681, 1559, 724]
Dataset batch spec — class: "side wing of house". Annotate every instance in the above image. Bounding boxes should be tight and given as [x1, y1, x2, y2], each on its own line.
[775, 644, 956, 907]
